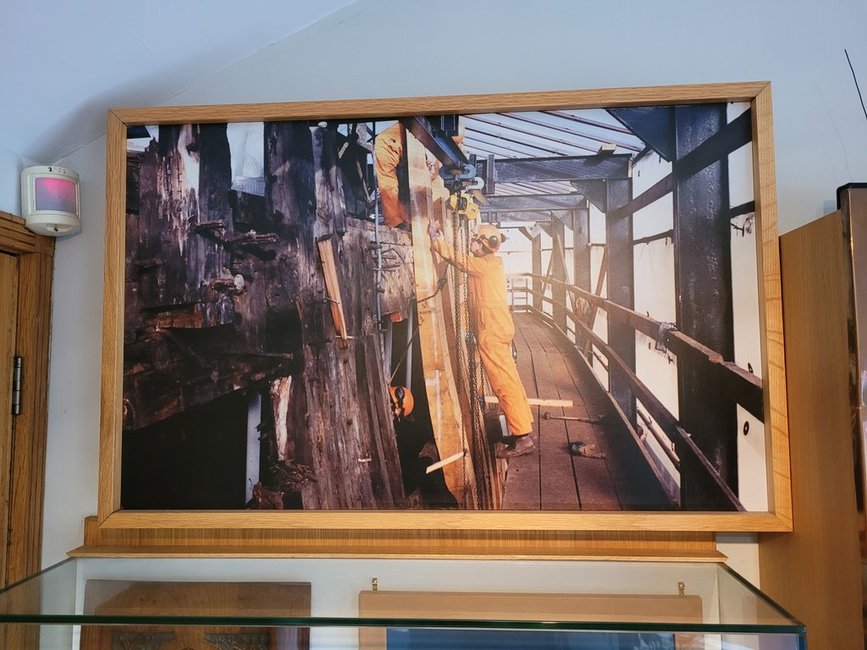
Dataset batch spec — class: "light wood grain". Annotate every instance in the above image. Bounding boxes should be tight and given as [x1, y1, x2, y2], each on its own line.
[0, 211, 54, 586]
[94, 82, 791, 555]
[317, 239, 349, 339]
[97, 110, 126, 523]
[111, 83, 770, 126]
[73, 516, 723, 560]
[359, 590, 704, 650]
[752, 84, 792, 528]
[359, 589, 703, 623]
[758, 202, 864, 649]
[408, 132, 475, 503]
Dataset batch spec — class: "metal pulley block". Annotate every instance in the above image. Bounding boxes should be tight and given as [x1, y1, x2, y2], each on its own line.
[449, 191, 480, 220]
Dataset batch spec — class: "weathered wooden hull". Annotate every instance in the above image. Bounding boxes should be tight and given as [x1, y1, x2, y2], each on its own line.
[406, 135, 477, 506]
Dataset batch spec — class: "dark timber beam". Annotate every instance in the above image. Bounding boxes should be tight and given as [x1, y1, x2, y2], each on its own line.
[495, 210, 573, 224]
[481, 154, 632, 185]
[549, 214, 568, 331]
[607, 109, 752, 223]
[607, 106, 676, 161]
[399, 116, 469, 172]
[573, 206, 591, 294]
[605, 178, 635, 425]
[609, 175, 674, 222]
[570, 180, 608, 213]
[673, 104, 738, 508]
[531, 230, 542, 311]
[677, 109, 751, 179]
[479, 193, 587, 213]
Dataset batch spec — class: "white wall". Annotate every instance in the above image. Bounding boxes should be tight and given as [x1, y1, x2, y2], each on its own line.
[38, 0, 867, 586]
[0, 148, 23, 214]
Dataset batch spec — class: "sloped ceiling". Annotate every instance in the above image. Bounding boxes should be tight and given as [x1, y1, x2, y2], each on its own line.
[0, 0, 358, 164]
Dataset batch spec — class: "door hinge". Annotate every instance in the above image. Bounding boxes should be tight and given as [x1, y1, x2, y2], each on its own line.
[11, 356, 22, 416]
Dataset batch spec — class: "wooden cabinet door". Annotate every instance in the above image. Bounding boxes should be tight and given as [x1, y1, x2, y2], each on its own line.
[0, 213, 53, 589]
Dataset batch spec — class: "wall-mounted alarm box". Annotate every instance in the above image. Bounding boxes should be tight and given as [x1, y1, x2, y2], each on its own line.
[20, 165, 80, 236]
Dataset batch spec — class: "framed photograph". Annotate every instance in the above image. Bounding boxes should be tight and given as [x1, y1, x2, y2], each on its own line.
[98, 82, 790, 537]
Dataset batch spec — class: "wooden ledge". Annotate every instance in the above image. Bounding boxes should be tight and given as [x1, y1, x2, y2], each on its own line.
[73, 516, 724, 562]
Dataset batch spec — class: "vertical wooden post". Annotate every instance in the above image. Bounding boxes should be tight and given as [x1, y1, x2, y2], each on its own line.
[605, 178, 636, 425]
[573, 203, 591, 293]
[531, 231, 542, 311]
[549, 214, 568, 331]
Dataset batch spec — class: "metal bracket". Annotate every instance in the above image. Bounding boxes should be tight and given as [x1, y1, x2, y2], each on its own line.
[11, 356, 22, 415]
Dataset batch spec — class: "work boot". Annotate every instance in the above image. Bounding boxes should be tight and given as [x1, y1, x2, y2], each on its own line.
[496, 435, 536, 459]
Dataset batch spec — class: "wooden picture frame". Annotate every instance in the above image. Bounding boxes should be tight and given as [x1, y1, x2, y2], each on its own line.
[96, 82, 790, 546]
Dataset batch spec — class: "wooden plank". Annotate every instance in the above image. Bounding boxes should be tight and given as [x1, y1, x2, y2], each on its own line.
[77, 515, 722, 560]
[502, 324, 541, 509]
[518, 320, 579, 510]
[407, 133, 475, 505]
[752, 84, 791, 527]
[359, 589, 703, 623]
[530, 320, 620, 510]
[550, 319, 672, 510]
[485, 396, 573, 408]
[100, 110, 132, 521]
[0, 213, 39, 254]
[360, 589, 703, 650]
[111, 83, 771, 126]
[758, 206, 863, 650]
[317, 237, 349, 339]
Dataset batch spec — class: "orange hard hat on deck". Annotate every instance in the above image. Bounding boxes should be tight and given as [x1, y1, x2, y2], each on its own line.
[389, 385, 414, 418]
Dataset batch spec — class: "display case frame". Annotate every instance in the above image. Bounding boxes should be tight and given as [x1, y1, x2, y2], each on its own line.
[0, 558, 806, 650]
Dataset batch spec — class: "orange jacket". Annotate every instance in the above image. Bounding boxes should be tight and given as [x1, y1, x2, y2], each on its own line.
[431, 237, 514, 342]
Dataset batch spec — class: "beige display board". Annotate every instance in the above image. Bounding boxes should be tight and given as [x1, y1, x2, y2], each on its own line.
[358, 589, 704, 650]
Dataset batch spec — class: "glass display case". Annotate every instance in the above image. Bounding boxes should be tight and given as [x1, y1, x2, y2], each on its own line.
[0, 557, 805, 649]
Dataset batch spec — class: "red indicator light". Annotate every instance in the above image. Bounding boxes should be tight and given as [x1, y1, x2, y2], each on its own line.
[34, 177, 77, 213]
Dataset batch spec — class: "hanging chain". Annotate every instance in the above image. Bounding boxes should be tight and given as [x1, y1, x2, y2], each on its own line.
[462, 216, 485, 507]
[449, 207, 470, 507]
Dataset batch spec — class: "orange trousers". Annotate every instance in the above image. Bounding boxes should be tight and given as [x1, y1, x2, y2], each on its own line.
[432, 237, 534, 436]
[478, 320, 534, 436]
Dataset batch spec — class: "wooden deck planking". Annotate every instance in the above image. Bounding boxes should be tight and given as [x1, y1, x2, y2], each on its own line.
[528, 321, 621, 510]
[501, 323, 542, 509]
[555, 331, 671, 509]
[516, 320, 581, 510]
[500, 314, 670, 511]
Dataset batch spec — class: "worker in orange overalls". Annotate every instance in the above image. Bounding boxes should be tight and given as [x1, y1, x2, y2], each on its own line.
[429, 220, 535, 458]
[374, 122, 459, 228]
[374, 122, 409, 228]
